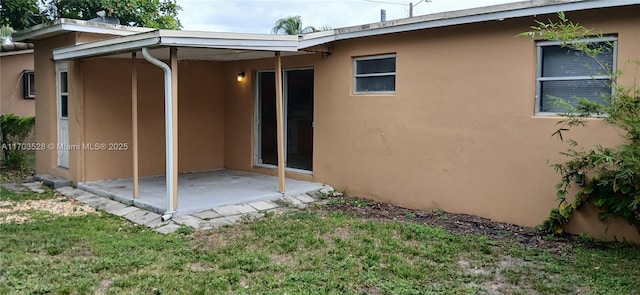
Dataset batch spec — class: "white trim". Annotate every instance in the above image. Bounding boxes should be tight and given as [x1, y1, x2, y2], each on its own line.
[13, 18, 152, 42]
[0, 49, 34, 57]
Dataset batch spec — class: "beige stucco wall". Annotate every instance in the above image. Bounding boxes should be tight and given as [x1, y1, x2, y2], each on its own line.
[0, 51, 35, 117]
[79, 58, 225, 181]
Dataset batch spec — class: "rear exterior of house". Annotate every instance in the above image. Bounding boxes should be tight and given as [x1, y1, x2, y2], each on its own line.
[14, 0, 640, 242]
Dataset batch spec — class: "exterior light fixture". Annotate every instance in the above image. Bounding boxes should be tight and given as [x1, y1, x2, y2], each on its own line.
[237, 71, 245, 82]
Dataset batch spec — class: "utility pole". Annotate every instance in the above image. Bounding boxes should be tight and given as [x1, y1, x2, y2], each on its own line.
[409, 0, 430, 18]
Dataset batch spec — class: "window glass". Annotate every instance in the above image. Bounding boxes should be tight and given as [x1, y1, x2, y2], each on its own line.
[61, 95, 68, 118]
[354, 55, 396, 93]
[537, 39, 615, 114]
[356, 76, 396, 92]
[60, 72, 68, 93]
[356, 57, 396, 75]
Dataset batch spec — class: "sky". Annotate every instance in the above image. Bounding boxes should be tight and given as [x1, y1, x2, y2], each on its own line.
[175, 0, 523, 33]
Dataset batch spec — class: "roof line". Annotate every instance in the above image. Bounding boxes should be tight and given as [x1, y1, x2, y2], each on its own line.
[299, 0, 640, 49]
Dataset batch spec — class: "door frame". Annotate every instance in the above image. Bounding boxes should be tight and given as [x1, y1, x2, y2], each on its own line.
[254, 67, 314, 174]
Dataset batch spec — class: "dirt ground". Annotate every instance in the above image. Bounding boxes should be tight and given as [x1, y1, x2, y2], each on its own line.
[322, 196, 622, 253]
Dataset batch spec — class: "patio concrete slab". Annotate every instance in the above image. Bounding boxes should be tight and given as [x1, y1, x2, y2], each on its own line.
[78, 169, 329, 216]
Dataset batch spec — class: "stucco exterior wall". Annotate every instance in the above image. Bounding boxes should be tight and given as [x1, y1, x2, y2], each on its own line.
[31, 6, 640, 242]
[33, 32, 76, 180]
[79, 58, 225, 181]
[222, 8, 640, 242]
[0, 51, 35, 117]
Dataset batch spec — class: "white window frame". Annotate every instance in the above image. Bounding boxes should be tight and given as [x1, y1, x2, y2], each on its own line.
[353, 54, 396, 94]
[535, 36, 617, 116]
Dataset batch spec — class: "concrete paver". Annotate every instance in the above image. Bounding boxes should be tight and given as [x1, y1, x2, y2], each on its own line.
[295, 194, 316, 203]
[248, 200, 278, 211]
[172, 215, 206, 229]
[104, 203, 129, 214]
[282, 196, 302, 205]
[124, 209, 161, 225]
[199, 217, 231, 230]
[110, 206, 139, 217]
[192, 210, 222, 220]
[156, 222, 180, 234]
[213, 206, 242, 216]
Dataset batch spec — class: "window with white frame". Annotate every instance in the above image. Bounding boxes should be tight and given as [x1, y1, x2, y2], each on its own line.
[536, 37, 616, 114]
[353, 54, 396, 93]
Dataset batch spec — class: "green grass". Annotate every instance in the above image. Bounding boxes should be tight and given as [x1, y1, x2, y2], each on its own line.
[0, 190, 639, 294]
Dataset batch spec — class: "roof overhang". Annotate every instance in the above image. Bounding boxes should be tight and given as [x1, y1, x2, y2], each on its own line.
[13, 18, 153, 42]
[53, 30, 300, 61]
[299, 0, 640, 49]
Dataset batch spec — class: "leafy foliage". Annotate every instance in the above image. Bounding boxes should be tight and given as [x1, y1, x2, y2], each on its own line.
[0, 114, 35, 170]
[521, 12, 640, 235]
[0, 0, 181, 30]
[0, 0, 45, 30]
[271, 15, 328, 35]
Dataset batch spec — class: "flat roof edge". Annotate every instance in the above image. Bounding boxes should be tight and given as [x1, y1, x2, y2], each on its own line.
[13, 18, 153, 42]
[300, 0, 640, 47]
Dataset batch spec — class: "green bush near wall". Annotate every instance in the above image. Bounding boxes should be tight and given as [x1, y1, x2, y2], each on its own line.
[0, 113, 35, 170]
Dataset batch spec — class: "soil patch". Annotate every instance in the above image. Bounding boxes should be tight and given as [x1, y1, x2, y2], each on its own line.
[322, 196, 623, 253]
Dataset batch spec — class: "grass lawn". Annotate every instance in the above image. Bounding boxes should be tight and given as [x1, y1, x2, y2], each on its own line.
[1, 189, 639, 294]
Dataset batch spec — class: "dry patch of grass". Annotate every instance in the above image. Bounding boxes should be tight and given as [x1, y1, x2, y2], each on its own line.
[0, 197, 95, 224]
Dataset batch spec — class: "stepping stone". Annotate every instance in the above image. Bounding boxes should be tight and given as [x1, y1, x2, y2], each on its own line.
[110, 206, 139, 217]
[1, 183, 29, 194]
[172, 215, 205, 229]
[156, 222, 180, 234]
[104, 203, 128, 214]
[144, 217, 165, 228]
[212, 206, 242, 216]
[22, 182, 45, 194]
[225, 215, 243, 223]
[124, 210, 161, 225]
[192, 210, 222, 220]
[282, 196, 302, 205]
[199, 217, 231, 230]
[248, 200, 278, 211]
[295, 194, 316, 203]
[223, 204, 256, 214]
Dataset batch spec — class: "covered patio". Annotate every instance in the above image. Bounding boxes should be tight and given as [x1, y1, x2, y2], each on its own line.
[78, 169, 328, 216]
[52, 29, 326, 219]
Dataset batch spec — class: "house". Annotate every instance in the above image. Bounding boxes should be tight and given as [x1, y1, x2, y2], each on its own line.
[0, 42, 35, 117]
[12, 0, 640, 242]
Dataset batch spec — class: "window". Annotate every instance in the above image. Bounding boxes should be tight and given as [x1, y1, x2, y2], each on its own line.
[536, 37, 616, 114]
[354, 54, 396, 94]
[22, 70, 35, 99]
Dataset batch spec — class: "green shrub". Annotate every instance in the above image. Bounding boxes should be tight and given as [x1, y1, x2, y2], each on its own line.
[0, 113, 35, 170]
[521, 12, 640, 234]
